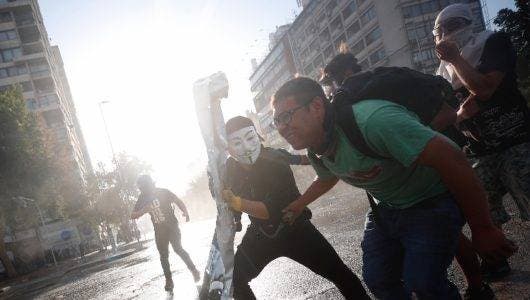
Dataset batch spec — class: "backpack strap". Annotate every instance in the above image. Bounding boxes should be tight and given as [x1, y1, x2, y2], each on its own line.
[335, 104, 387, 160]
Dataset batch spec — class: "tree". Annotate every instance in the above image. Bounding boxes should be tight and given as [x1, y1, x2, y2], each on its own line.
[93, 153, 151, 242]
[0, 88, 51, 277]
[494, 0, 530, 101]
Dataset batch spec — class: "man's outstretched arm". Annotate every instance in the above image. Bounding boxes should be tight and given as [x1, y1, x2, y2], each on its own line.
[282, 176, 339, 224]
[417, 135, 517, 261]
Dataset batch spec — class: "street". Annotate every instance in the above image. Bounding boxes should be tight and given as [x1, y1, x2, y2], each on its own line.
[11, 182, 530, 300]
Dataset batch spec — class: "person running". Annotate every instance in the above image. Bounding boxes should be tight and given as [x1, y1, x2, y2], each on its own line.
[271, 77, 516, 299]
[435, 3, 530, 281]
[131, 175, 200, 291]
[221, 116, 369, 300]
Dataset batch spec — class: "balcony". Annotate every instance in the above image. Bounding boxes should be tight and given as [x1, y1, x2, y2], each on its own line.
[18, 24, 40, 44]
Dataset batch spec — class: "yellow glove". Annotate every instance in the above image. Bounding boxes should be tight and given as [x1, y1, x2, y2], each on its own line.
[221, 189, 242, 212]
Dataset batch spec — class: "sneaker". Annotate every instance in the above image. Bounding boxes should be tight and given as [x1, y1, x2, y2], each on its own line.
[481, 259, 511, 281]
[464, 282, 495, 300]
[164, 277, 174, 291]
[192, 269, 201, 282]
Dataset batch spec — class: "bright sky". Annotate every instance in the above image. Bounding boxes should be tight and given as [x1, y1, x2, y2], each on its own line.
[38, 0, 301, 194]
[37, 0, 515, 195]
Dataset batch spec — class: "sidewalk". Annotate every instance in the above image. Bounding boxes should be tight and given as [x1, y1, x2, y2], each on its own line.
[0, 241, 147, 299]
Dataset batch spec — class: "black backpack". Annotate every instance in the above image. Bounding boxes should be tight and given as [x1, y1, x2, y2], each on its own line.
[329, 66, 456, 159]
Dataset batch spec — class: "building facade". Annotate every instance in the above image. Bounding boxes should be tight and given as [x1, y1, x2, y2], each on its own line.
[249, 0, 486, 148]
[289, 0, 486, 79]
[0, 0, 92, 184]
[249, 26, 297, 147]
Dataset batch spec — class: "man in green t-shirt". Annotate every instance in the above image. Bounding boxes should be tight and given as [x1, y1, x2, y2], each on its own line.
[271, 77, 516, 299]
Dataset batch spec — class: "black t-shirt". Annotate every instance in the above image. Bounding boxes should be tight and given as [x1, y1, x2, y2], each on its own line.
[459, 32, 530, 156]
[134, 188, 179, 229]
[224, 147, 311, 233]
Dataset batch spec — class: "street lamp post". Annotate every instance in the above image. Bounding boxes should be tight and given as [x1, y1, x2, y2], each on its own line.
[98, 101, 119, 253]
[16, 196, 58, 267]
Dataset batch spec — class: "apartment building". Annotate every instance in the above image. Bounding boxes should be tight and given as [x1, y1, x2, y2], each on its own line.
[0, 0, 92, 184]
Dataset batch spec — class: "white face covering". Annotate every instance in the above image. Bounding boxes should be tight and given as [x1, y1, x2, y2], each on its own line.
[227, 126, 261, 165]
[435, 4, 493, 89]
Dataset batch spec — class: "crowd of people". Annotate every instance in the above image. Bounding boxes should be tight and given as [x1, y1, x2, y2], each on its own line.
[130, 3, 528, 299]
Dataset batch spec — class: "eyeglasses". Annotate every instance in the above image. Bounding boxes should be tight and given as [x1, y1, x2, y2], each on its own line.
[273, 101, 311, 127]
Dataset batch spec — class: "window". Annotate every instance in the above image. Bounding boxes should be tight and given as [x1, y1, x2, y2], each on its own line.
[334, 34, 346, 50]
[324, 45, 334, 59]
[309, 39, 319, 54]
[305, 23, 317, 36]
[342, 1, 357, 20]
[346, 21, 360, 39]
[319, 29, 330, 44]
[326, 0, 337, 14]
[359, 59, 369, 70]
[316, 12, 327, 29]
[360, 6, 376, 26]
[351, 39, 364, 55]
[406, 22, 430, 41]
[402, 1, 440, 19]
[365, 26, 381, 46]
[304, 64, 313, 76]
[20, 81, 32, 92]
[369, 48, 386, 65]
[26, 98, 37, 110]
[329, 16, 343, 34]
[412, 48, 436, 63]
[0, 12, 11, 23]
[313, 55, 324, 70]
[0, 30, 17, 42]
[0, 68, 7, 78]
[38, 94, 59, 107]
[7, 65, 27, 76]
[1, 48, 22, 62]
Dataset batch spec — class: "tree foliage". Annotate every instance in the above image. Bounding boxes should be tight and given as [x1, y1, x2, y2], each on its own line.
[494, 0, 530, 101]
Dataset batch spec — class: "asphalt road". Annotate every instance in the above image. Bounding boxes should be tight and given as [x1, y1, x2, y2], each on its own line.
[14, 182, 530, 299]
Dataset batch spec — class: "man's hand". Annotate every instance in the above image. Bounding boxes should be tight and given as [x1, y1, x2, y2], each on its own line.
[472, 226, 517, 263]
[221, 189, 242, 212]
[282, 199, 306, 225]
[435, 40, 461, 63]
[182, 212, 190, 222]
[457, 95, 480, 123]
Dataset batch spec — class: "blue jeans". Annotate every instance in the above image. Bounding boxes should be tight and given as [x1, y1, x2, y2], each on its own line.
[361, 195, 464, 300]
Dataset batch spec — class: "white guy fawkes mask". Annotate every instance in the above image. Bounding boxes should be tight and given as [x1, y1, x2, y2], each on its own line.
[227, 126, 261, 165]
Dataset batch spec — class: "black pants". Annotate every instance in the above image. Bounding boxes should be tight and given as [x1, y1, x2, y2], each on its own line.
[154, 223, 196, 279]
[233, 221, 369, 300]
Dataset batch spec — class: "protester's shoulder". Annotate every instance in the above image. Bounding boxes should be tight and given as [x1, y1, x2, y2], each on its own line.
[485, 31, 512, 48]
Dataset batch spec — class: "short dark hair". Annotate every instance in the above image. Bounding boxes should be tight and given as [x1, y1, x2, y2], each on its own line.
[272, 77, 327, 106]
[323, 52, 362, 83]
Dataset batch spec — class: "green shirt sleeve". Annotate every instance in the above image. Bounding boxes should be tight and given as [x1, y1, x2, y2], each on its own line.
[307, 151, 337, 180]
[357, 103, 437, 167]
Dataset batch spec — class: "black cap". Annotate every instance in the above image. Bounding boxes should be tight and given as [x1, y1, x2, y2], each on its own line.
[226, 116, 255, 135]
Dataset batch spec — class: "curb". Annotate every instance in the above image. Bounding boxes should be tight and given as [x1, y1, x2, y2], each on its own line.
[64, 248, 139, 274]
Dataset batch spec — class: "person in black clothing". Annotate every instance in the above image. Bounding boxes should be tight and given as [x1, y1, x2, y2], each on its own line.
[221, 116, 369, 300]
[435, 2, 528, 296]
[131, 175, 200, 291]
